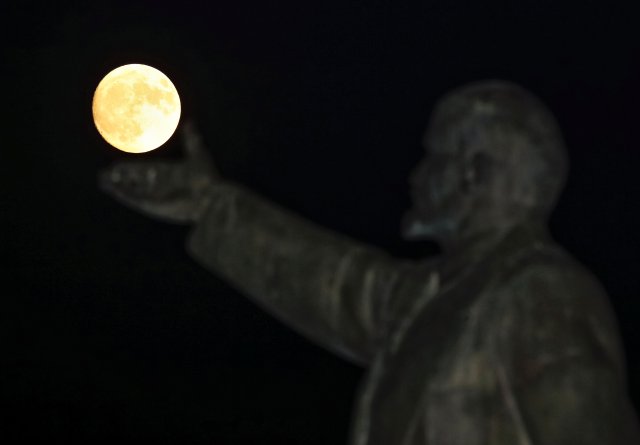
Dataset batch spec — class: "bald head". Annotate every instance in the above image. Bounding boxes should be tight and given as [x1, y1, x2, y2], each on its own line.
[404, 81, 569, 243]
[431, 81, 567, 216]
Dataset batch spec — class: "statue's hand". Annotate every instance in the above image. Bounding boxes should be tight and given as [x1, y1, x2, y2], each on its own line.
[98, 121, 217, 224]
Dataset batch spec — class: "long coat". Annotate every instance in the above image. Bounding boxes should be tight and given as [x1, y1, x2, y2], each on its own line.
[188, 182, 640, 444]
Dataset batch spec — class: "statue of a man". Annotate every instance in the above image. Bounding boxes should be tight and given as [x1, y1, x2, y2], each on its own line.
[100, 80, 640, 444]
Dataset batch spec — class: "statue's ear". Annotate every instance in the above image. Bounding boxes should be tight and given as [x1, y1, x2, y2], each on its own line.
[462, 151, 494, 192]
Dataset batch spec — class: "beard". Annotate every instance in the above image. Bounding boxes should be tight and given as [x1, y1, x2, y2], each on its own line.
[401, 206, 458, 241]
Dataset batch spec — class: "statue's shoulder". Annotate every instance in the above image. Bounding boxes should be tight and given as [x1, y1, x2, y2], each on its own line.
[493, 232, 596, 290]
[493, 239, 626, 374]
[504, 240, 607, 300]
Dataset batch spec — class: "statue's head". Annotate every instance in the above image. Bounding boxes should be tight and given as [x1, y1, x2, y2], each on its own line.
[402, 80, 568, 245]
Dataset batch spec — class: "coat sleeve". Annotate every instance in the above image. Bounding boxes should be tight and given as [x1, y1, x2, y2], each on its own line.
[186, 181, 424, 365]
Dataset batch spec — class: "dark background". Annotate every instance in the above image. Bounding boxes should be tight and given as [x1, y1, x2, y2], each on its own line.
[2, 0, 639, 443]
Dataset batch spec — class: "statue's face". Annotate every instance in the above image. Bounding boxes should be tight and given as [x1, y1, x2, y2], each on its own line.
[402, 124, 475, 241]
[402, 81, 568, 243]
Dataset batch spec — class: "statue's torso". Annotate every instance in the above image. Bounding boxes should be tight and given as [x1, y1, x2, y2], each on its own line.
[351, 250, 508, 445]
[349, 236, 631, 445]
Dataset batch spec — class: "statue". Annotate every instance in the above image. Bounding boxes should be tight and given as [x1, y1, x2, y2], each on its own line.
[99, 80, 640, 444]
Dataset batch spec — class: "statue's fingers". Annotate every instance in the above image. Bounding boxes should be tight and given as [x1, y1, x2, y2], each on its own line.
[99, 162, 162, 199]
[98, 163, 130, 193]
[98, 161, 200, 224]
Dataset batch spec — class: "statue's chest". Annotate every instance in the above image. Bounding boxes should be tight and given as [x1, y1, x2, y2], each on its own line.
[351, 264, 498, 445]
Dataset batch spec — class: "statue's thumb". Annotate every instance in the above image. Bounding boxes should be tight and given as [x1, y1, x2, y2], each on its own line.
[182, 120, 218, 177]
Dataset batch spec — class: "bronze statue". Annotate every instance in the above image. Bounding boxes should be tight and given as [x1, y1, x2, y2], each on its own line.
[99, 80, 640, 444]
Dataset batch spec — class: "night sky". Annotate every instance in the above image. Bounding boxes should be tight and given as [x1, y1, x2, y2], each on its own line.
[3, 1, 639, 443]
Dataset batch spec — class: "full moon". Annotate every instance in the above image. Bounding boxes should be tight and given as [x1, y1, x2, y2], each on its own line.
[92, 64, 181, 153]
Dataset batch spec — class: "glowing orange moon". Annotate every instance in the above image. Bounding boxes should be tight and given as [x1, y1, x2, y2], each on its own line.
[92, 64, 181, 153]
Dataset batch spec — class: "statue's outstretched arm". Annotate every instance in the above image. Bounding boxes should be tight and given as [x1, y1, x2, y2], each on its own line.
[187, 181, 406, 365]
[99, 122, 417, 365]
